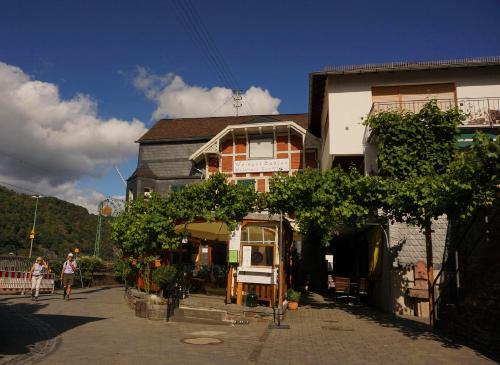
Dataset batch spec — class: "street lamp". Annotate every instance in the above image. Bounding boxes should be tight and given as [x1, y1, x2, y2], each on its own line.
[28, 195, 42, 258]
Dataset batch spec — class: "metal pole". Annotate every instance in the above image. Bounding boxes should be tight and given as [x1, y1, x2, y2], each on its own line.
[269, 212, 289, 329]
[278, 212, 283, 326]
[28, 196, 39, 258]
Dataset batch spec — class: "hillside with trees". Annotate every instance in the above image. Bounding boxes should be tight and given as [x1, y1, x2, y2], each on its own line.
[0, 186, 115, 260]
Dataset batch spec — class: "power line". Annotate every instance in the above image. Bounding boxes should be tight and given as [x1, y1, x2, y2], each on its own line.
[170, 0, 232, 88]
[0, 149, 62, 177]
[169, 0, 254, 116]
[183, 0, 240, 89]
[0, 179, 42, 196]
[0, 180, 99, 214]
[210, 94, 234, 116]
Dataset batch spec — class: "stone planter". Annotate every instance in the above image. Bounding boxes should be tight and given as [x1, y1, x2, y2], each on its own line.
[147, 303, 168, 321]
[135, 299, 148, 318]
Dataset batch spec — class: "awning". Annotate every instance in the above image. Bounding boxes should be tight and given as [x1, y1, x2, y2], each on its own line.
[174, 221, 230, 241]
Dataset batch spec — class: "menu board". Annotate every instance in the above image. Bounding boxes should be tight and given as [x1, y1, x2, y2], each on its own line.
[242, 246, 252, 267]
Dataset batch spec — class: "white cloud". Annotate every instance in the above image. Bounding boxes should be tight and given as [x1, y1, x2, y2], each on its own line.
[0, 61, 147, 210]
[134, 67, 281, 119]
[0, 176, 105, 213]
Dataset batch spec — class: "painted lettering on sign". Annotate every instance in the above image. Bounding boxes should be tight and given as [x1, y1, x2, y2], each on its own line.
[233, 159, 290, 173]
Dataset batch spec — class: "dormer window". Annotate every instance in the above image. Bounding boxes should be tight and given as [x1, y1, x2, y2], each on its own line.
[143, 187, 153, 198]
[249, 136, 273, 159]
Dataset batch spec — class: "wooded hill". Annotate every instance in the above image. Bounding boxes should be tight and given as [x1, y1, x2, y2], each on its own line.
[0, 186, 114, 260]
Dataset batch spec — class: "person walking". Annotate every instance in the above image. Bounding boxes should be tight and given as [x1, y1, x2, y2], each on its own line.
[30, 257, 48, 301]
[61, 253, 78, 301]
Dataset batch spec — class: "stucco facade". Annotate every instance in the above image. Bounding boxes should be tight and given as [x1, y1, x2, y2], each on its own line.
[314, 64, 500, 170]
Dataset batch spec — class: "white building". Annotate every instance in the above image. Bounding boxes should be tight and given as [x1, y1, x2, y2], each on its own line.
[308, 57, 500, 317]
[309, 56, 500, 172]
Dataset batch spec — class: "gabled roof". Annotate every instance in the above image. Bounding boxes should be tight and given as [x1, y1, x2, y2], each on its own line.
[137, 113, 309, 143]
[190, 120, 321, 162]
[309, 56, 500, 136]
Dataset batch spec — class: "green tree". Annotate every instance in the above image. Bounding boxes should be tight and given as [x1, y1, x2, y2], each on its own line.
[111, 173, 258, 259]
[440, 132, 500, 219]
[111, 193, 177, 258]
[266, 167, 386, 245]
[0, 186, 114, 259]
[365, 100, 465, 316]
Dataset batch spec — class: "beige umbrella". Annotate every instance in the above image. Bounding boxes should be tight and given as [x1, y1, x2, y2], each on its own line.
[174, 221, 231, 241]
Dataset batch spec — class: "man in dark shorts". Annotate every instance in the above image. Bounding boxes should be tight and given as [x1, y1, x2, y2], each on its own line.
[61, 253, 78, 300]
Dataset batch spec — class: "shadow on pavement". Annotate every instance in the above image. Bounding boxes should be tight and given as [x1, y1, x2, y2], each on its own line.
[76, 285, 122, 295]
[301, 291, 498, 362]
[0, 300, 105, 357]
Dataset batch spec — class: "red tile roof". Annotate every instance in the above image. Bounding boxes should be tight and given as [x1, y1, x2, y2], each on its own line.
[137, 114, 309, 143]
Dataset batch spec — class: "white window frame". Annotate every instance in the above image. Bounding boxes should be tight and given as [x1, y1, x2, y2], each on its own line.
[249, 136, 274, 159]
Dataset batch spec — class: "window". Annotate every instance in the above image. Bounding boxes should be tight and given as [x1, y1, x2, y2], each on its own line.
[143, 187, 152, 198]
[249, 136, 273, 159]
[241, 225, 276, 267]
[171, 184, 185, 192]
[237, 179, 255, 188]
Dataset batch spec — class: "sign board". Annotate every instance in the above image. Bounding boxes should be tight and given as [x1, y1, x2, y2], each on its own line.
[228, 250, 239, 263]
[242, 246, 252, 267]
[233, 158, 290, 173]
[229, 225, 241, 251]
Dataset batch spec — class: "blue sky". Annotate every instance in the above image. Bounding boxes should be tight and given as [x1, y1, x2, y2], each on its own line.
[0, 0, 499, 209]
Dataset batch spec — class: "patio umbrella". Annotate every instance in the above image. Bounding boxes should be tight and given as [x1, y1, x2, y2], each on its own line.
[174, 221, 231, 241]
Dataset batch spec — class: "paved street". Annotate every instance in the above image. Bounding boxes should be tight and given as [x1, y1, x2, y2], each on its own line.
[0, 287, 496, 365]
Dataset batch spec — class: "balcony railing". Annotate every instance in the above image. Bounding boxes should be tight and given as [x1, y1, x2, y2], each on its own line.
[369, 97, 500, 128]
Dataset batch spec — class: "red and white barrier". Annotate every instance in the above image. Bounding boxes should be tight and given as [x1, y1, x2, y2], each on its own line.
[0, 270, 55, 294]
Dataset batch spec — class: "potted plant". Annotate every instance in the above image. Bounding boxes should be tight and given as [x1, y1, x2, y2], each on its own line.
[152, 265, 177, 295]
[146, 265, 177, 321]
[287, 288, 301, 310]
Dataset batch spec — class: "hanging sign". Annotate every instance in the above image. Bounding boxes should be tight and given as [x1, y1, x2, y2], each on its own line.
[233, 158, 290, 173]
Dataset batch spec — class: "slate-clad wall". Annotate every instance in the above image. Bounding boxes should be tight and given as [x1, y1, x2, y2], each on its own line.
[141, 141, 206, 162]
[371, 218, 448, 317]
[139, 140, 207, 178]
[127, 140, 209, 200]
[389, 217, 447, 268]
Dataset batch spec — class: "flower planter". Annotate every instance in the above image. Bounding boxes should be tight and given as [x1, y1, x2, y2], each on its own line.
[135, 299, 148, 318]
[288, 301, 299, 310]
[147, 303, 168, 321]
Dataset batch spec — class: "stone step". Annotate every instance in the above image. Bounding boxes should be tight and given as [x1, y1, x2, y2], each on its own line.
[173, 306, 231, 325]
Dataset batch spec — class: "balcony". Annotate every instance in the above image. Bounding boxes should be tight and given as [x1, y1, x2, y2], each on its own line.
[368, 97, 500, 128]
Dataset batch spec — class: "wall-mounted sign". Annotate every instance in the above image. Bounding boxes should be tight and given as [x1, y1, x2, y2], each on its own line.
[229, 225, 241, 251]
[242, 246, 252, 267]
[228, 250, 239, 263]
[233, 158, 290, 173]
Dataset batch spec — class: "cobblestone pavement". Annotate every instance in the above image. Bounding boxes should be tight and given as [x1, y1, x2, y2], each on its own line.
[0, 287, 496, 365]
